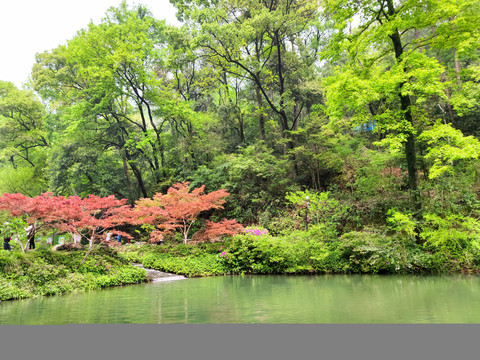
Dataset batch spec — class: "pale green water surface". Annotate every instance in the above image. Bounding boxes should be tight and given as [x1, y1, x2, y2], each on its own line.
[1, 274, 480, 324]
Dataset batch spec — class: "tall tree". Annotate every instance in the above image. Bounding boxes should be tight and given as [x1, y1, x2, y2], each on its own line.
[172, 0, 322, 156]
[32, 1, 190, 199]
[0, 81, 49, 195]
[322, 0, 477, 211]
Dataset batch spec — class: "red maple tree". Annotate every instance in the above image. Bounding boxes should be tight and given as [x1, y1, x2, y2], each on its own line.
[0, 192, 59, 252]
[45, 195, 132, 245]
[0, 193, 134, 262]
[191, 219, 245, 243]
[135, 182, 243, 244]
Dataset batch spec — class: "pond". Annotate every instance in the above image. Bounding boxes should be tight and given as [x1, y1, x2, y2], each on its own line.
[1, 274, 480, 324]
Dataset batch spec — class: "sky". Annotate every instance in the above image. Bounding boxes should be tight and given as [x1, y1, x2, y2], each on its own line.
[0, 0, 180, 88]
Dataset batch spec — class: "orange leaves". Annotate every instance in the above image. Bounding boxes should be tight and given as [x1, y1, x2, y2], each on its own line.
[192, 219, 244, 243]
[135, 182, 240, 244]
[137, 182, 227, 222]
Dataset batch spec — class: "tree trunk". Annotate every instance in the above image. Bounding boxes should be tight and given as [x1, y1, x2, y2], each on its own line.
[78, 230, 96, 268]
[27, 228, 36, 250]
[125, 152, 148, 198]
[387, 0, 420, 211]
[453, 48, 462, 89]
[255, 86, 266, 141]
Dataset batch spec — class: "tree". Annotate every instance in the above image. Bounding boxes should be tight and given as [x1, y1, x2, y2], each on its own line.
[0, 81, 48, 168]
[0, 192, 134, 263]
[0, 81, 49, 196]
[322, 0, 477, 212]
[173, 0, 322, 157]
[43, 194, 133, 251]
[0, 192, 57, 252]
[135, 182, 241, 244]
[32, 1, 187, 199]
[0, 216, 29, 253]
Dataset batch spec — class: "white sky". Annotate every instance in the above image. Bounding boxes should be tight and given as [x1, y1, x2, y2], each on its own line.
[0, 0, 180, 88]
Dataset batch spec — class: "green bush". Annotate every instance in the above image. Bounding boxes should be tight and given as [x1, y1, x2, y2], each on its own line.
[26, 263, 69, 285]
[416, 213, 480, 272]
[223, 234, 302, 274]
[0, 281, 31, 301]
[306, 240, 347, 273]
[0, 247, 147, 301]
[336, 229, 408, 274]
[141, 252, 227, 277]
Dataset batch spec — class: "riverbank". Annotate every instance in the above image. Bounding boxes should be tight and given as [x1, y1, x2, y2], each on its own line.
[0, 247, 147, 301]
[2, 226, 479, 302]
[119, 229, 480, 278]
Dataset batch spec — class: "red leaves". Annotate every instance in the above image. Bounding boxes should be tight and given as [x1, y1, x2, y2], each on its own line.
[191, 219, 244, 243]
[0, 192, 44, 219]
[47, 194, 133, 238]
[135, 182, 241, 244]
[0, 192, 134, 244]
[137, 182, 227, 222]
[0, 182, 242, 246]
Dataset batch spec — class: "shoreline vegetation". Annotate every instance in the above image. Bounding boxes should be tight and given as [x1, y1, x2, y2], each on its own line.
[2, 224, 480, 302]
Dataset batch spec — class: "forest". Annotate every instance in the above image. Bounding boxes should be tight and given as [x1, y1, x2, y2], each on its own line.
[1, 0, 480, 281]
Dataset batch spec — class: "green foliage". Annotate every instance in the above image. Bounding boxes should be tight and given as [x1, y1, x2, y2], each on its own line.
[222, 234, 298, 274]
[420, 213, 480, 254]
[0, 165, 47, 197]
[93, 266, 147, 288]
[0, 0, 479, 285]
[189, 143, 297, 223]
[0, 216, 29, 252]
[0, 248, 147, 301]
[419, 123, 480, 179]
[141, 252, 227, 277]
[386, 210, 417, 245]
[336, 230, 409, 274]
[0, 216, 28, 238]
[26, 262, 69, 286]
[285, 190, 350, 237]
[119, 222, 480, 277]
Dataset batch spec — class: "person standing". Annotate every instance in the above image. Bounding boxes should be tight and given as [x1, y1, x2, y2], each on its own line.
[3, 236, 12, 251]
[26, 225, 35, 250]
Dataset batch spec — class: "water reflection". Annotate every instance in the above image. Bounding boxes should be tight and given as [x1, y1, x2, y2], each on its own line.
[1, 274, 480, 324]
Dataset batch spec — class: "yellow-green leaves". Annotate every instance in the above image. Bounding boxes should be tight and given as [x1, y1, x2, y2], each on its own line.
[419, 123, 480, 179]
[324, 51, 444, 130]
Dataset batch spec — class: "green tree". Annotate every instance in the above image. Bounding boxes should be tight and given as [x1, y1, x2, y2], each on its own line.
[0, 81, 48, 195]
[173, 0, 322, 157]
[33, 1, 189, 199]
[323, 0, 477, 212]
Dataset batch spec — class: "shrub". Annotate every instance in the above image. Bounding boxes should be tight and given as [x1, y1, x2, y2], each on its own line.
[285, 190, 350, 237]
[420, 213, 480, 271]
[0, 247, 147, 301]
[141, 252, 227, 277]
[26, 263, 69, 286]
[336, 229, 407, 274]
[223, 234, 298, 274]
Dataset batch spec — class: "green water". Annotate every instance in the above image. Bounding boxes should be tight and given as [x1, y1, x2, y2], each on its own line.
[1, 274, 480, 324]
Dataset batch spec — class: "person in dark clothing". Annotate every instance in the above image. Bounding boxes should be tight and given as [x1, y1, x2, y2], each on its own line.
[3, 237, 12, 251]
[27, 225, 35, 250]
[28, 236, 35, 250]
